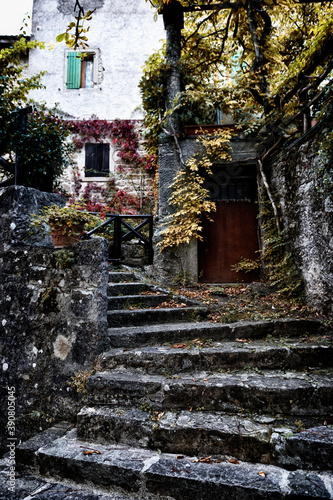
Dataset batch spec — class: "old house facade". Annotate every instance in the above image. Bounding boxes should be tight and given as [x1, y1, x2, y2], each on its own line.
[27, 0, 164, 202]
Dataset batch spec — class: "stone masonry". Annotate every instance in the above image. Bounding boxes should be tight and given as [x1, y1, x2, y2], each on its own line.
[0, 186, 109, 454]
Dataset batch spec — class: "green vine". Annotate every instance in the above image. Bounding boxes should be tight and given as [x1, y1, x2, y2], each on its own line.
[139, 47, 168, 160]
[259, 199, 305, 302]
[54, 249, 75, 269]
[231, 257, 261, 274]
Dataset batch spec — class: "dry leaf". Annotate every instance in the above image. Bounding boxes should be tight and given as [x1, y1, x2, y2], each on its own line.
[203, 378, 210, 381]
[258, 471, 266, 477]
[83, 450, 102, 455]
[172, 343, 187, 349]
[153, 411, 165, 421]
[190, 456, 223, 464]
[154, 301, 187, 310]
[228, 459, 239, 464]
[236, 338, 248, 343]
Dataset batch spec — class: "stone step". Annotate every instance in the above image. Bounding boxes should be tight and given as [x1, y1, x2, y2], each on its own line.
[107, 307, 208, 328]
[100, 339, 333, 374]
[0, 457, 150, 500]
[107, 282, 153, 296]
[16, 427, 333, 499]
[104, 318, 322, 349]
[107, 293, 172, 310]
[108, 271, 138, 283]
[86, 370, 333, 416]
[77, 406, 333, 471]
[77, 407, 271, 463]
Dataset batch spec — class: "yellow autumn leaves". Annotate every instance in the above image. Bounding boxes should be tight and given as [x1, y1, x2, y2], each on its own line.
[158, 128, 233, 250]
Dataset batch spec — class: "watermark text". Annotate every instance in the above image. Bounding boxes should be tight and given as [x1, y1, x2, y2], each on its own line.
[7, 386, 16, 493]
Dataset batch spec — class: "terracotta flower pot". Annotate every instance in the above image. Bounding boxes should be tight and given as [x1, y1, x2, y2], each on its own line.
[50, 221, 85, 248]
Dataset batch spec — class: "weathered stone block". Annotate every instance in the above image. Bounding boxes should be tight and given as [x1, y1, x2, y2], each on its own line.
[0, 187, 109, 454]
[270, 137, 333, 317]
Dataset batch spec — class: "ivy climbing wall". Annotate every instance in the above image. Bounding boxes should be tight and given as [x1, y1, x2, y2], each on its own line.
[59, 119, 156, 214]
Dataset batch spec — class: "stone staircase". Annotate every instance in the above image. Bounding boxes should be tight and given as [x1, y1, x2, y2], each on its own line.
[14, 268, 333, 499]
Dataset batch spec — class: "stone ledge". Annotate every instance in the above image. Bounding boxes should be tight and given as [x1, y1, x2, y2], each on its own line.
[12, 428, 333, 499]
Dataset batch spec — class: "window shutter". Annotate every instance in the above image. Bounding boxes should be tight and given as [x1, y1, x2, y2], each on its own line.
[101, 143, 110, 173]
[85, 143, 97, 176]
[67, 52, 81, 89]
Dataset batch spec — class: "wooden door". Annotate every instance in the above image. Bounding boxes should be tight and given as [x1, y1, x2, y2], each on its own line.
[198, 165, 259, 283]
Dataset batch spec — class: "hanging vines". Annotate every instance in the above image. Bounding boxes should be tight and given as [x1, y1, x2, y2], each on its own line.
[158, 127, 233, 250]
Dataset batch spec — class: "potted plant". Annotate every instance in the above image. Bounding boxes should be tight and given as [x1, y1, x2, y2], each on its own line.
[30, 204, 99, 248]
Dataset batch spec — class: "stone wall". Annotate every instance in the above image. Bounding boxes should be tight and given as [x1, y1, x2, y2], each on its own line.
[0, 187, 109, 454]
[0, 185, 65, 250]
[270, 135, 333, 317]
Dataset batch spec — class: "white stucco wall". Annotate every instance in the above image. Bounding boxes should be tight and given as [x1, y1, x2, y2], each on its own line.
[27, 0, 163, 203]
[28, 0, 165, 120]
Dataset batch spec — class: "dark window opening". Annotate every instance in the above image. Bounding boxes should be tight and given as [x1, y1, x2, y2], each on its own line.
[203, 165, 257, 202]
[85, 143, 110, 177]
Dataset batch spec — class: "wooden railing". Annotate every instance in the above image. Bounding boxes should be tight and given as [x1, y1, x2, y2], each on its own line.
[82, 214, 154, 264]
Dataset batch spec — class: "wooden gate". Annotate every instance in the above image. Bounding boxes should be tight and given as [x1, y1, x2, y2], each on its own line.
[198, 165, 259, 283]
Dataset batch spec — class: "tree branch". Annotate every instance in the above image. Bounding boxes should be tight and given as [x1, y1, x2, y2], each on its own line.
[189, 9, 234, 73]
[258, 159, 281, 234]
[161, 124, 186, 167]
[184, 12, 215, 44]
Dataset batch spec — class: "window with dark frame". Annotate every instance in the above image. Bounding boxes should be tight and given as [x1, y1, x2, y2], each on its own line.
[67, 52, 95, 89]
[85, 143, 110, 177]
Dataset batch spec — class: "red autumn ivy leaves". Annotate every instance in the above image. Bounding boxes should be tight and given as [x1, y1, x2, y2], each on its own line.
[65, 118, 157, 173]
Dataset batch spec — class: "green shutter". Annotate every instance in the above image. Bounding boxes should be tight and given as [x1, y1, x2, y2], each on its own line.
[67, 52, 81, 89]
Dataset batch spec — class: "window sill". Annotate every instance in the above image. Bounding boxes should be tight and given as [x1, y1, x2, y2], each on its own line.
[65, 88, 98, 91]
[83, 176, 111, 182]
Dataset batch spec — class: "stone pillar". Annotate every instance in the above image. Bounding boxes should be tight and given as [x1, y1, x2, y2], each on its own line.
[0, 186, 109, 453]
